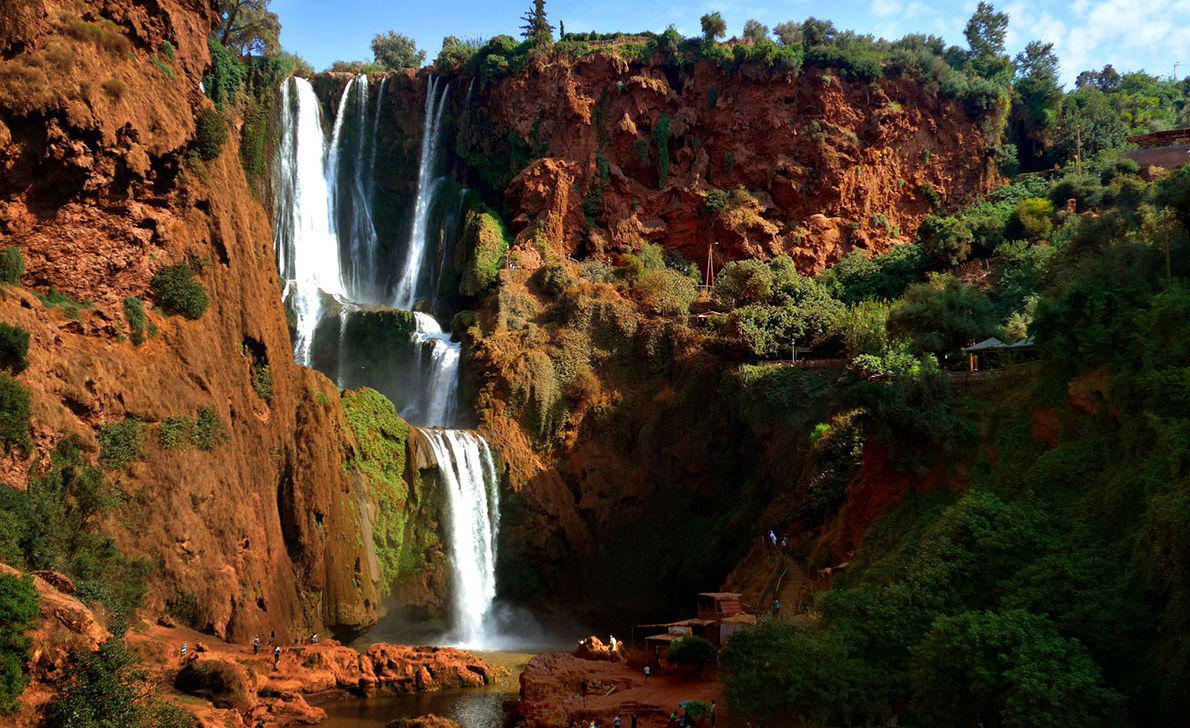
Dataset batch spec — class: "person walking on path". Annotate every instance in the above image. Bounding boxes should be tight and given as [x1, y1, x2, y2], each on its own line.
[773, 598, 782, 619]
[272, 645, 281, 671]
[644, 665, 651, 682]
[614, 715, 622, 728]
[252, 635, 260, 655]
[180, 642, 187, 662]
[710, 701, 718, 727]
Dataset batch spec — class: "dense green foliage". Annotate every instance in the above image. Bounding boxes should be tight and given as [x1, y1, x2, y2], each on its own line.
[667, 635, 717, 667]
[0, 438, 148, 633]
[0, 374, 31, 454]
[122, 297, 147, 346]
[722, 163, 1190, 725]
[46, 638, 193, 728]
[0, 574, 38, 715]
[0, 247, 24, 285]
[97, 419, 144, 470]
[151, 264, 209, 320]
[0, 324, 29, 374]
[192, 108, 227, 161]
[371, 31, 424, 69]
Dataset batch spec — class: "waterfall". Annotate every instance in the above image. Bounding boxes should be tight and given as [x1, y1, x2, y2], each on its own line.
[421, 429, 500, 648]
[392, 76, 451, 310]
[404, 312, 460, 428]
[271, 72, 503, 647]
[273, 76, 343, 366]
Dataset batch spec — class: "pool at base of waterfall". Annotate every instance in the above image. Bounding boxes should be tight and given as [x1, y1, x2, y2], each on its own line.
[319, 650, 533, 727]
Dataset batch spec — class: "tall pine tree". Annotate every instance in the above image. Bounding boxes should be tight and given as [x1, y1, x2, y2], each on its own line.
[520, 0, 552, 43]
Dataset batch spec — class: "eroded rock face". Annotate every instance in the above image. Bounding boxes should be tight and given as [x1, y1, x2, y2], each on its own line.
[0, 0, 377, 641]
[455, 51, 998, 270]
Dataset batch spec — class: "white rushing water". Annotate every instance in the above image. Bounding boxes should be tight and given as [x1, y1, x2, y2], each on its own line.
[421, 429, 500, 648]
[392, 75, 451, 310]
[274, 76, 344, 365]
[273, 73, 502, 648]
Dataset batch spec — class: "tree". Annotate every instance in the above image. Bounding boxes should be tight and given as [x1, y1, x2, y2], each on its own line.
[773, 21, 800, 47]
[888, 274, 999, 356]
[964, 1, 1008, 59]
[667, 635, 717, 667]
[800, 17, 837, 46]
[911, 610, 1124, 727]
[700, 12, 726, 42]
[520, 0, 553, 43]
[917, 215, 974, 267]
[742, 19, 769, 45]
[1075, 65, 1121, 92]
[214, 0, 280, 57]
[371, 31, 425, 69]
[0, 574, 38, 715]
[1010, 40, 1063, 168]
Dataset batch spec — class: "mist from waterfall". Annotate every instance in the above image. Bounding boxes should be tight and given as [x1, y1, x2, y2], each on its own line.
[272, 72, 502, 649]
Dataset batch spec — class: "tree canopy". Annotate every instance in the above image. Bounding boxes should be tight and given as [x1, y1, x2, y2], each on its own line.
[371, 31, 425, 69]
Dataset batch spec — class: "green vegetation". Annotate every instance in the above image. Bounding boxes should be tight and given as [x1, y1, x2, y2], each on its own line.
[122, 297, 147, 346]
[97, 419, 144, 470]
[204, 38, 246, 110]
[371, 30, 424, 69]
[0, 375, 31, 454]
[651, 115, 671, 187]
[0, 324, 29, 374]
[0, 248, 24, 285]
[0, 573, 38, 716]
[192, 107, 227, 161]
[460, 206, 511, 295]
[36, 289, 90, 320]
[667, 635, 717, 667]
[342, 389, 420, 593]
[0, 438, 147, 633]
[151, 263, 209, 320]
[156, 408, 229, 452]
[46, 638, 193, 728]
[250, 360, 273, 401]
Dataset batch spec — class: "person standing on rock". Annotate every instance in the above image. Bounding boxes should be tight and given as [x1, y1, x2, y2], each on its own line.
[773, 598, 782, 618]
[273, 644, 281, 671]
[252, 635, 260, 655]
[644, 665, 651, 682]
[180, 642, 187, 662]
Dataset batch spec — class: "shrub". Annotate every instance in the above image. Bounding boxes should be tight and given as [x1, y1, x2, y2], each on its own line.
[192, 108, 227, 161]
[122, 297, 146, 346]
[204, 38, 245, 109]
[0, 573, 38, 715]
[45, 639, 166, 728]
[60, 16, 131, 56]
[805, 42, 883, 80]
[652, 115, 671, 187]
[667, 635, 717, 667]
[36, 289, 89, 320]
[918, 214, 974, 267]
[100, 78, 126, 100]
[633, 268, 697, 315]
[714, 259, 774, 307]
[98, 419, 143, 469]
[192, 408, 228, 450]
[888, 274, 1000, 358]
[840, 300, 889, 358]
[0, 324, 29, 373]
[1013, 197, 1054, 241]
[0, 248, 24, 285]
[704, 188, 728, 214]
[250, 361, 273, 402]
[821, 244, 927, 304]
[158, 416, 193, 450]
[0, 374, 30, 453]
[151, 264, 209, 319]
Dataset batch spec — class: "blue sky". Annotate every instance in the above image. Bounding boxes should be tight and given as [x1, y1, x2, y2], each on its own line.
[273, 0, 1190, 86]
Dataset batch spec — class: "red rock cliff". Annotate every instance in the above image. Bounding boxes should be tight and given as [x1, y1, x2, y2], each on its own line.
[0, 0, 377, 640]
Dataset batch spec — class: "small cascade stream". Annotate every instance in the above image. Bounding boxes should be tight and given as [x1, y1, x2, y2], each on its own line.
[273, 73, 501, 648]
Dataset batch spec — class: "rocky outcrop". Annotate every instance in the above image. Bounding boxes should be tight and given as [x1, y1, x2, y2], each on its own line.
[452, 50, 998, 271]
[0, 0, 377, 640]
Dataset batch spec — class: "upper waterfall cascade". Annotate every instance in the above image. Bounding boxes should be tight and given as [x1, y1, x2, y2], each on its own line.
[272, 73, 500, 647]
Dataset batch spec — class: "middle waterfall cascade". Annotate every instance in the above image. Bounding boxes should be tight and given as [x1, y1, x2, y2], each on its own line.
[272, 73, 501, 647]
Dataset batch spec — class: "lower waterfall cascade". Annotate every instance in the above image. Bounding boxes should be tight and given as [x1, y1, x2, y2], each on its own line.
[273, 73, 500, 647]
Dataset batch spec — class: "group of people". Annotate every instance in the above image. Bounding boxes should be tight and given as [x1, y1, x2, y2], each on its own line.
[179, 630, 317, 672]
[568, 701, 718, 728]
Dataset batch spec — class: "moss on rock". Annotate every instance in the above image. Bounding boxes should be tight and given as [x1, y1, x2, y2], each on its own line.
[459, 207, 511, 296]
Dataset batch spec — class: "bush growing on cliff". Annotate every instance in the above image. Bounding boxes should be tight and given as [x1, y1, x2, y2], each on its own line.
[821, 244, 927, 304]
[888, 274, 999, 358]
[0, 324, 29, 374]
[151, 263, 209, 320]
[203, 38, 244, 110]
[715, 259, 774, 307]
[191, 408, 229, 451]
[98, 419, 144, 470]
[0, 573, 38, 716]
[0, 437, 147, 632]
[122, 297, 147, 346]
[634, 268, 698, 315]
[0, 248, 24, 285]
[192, 108, 227, 162]
[0, 375, 31, 454]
